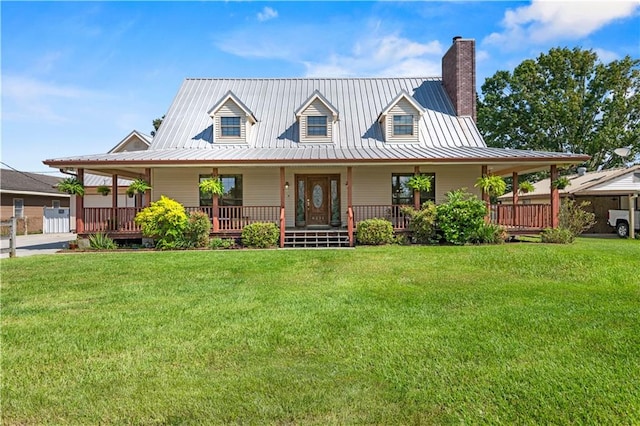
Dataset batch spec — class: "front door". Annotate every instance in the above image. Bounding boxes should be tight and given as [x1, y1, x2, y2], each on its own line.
[306, 176, 330, 225]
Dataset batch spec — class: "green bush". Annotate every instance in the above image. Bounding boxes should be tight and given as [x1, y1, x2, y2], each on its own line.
[209, 237, 236, 249]
[541, 227, 575, 244]
[241, 222, 280, 248]
[182, 211, 211, 248]
[559, 199, 596, 237]
[402, 202, 438, 244]
[88, 233, 117, 250]
[356, 218, 394, 245]
[469, 223, 507, 245]
[134, 196, 188, 249]
[436, 189, 487, 245]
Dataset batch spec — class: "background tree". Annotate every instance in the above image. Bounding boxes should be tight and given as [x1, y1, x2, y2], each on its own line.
[151, 115, 165, 137]
[478, 48, 639, 170]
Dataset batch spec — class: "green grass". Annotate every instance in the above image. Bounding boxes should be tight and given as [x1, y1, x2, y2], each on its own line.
[2, 239, 639, 424]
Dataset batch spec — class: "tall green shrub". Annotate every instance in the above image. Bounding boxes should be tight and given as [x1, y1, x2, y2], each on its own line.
[356, 218, 394, 245]
[134, 196, 188, 249]
[402, 202, 438, 244]
[182, 211, 211, 248]
[559, 199, 596, 237]
[241, 222, 280, 248]
[436, 190, 487, 245]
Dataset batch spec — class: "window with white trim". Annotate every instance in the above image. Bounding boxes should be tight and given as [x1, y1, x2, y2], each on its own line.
[393, 115, 413, 136]
[307, 116, 327, 137]
[221, 117, 241, 137]
[14, 199, 24, 218]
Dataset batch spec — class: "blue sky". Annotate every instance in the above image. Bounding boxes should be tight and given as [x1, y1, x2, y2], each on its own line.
[2, 1, 639, 174]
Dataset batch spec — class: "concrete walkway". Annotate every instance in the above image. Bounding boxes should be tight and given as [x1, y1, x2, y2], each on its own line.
[0, 233, 77, 259]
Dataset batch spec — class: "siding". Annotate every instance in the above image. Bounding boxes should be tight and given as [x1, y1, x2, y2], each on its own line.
[589, 172, 640, 193]
[214, 99, 248, 144]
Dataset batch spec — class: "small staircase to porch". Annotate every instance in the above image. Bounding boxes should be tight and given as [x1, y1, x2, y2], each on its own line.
[283, 229, 351, 248]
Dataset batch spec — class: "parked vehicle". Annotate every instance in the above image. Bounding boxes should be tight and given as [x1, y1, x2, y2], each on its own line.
[607, 210, 640, 237]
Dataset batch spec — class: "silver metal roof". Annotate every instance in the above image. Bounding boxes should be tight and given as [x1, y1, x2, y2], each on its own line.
[44, 77, 589, 166]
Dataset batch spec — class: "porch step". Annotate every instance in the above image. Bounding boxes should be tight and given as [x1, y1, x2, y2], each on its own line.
[284, 230, 350, 248]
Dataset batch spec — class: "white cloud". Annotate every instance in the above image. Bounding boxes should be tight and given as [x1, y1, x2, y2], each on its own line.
[484, 0, 639, 49]
[593, 47, 621, 63]
[257, 6, 278, 22]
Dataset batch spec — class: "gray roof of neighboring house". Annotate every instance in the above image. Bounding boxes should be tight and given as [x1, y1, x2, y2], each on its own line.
[500, 164, 640, 199]
[44, 77, 589, 166]
[0, 169, 66, 195]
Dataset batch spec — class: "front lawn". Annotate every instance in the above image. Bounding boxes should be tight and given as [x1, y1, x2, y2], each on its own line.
[2, 239, 639, 424]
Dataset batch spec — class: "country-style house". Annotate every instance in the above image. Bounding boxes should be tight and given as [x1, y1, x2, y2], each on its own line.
[44, 37, 589, 247]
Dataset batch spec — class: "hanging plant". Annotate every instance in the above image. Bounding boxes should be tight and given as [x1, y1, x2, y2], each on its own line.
[127, 178, 152, 195]
[552, 176, 570, 190]
[57, 177, 85, 196]
[97, 185, 111, 196]
[474, 175, 506, 198]
[199, 177, 224, 197]
[406, 175, 433, 192]
[518, 181, 535, 194]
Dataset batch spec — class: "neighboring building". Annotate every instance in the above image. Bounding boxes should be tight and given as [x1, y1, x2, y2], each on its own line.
[0, 169, 70, 234]
[44, 37, 589, 245]
[500, 165, 640, 234]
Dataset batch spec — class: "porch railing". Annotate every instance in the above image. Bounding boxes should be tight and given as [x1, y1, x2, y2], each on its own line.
[352, 204, 411, 230]
[490, 204, 551, 230]
[84, 207, 143, 233]
[184, 206, 280, 231]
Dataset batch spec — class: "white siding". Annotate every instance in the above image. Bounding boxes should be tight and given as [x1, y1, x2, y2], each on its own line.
[299, 99, 333, 143]
[385, 98, 420, 143]
[589, 171, 640, 193]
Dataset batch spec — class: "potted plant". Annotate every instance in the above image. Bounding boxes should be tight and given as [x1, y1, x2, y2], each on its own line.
[552, 176, 570, 190]
[97, 185, 111, 196]
[406, 175, 433, 192]
[474, 175, 506, 198]
[518, 181, 535, 194]
[57, 177, 85, 196]
[127, 178, 152, 195]
[198, 177, 224, 196]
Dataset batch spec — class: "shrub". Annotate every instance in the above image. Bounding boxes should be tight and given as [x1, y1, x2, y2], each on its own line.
[182, 211, 211, 248]
[356, 218, 394, 245]
[241, 222, 280, 248]
[541, 227, 575, 244]
[402, 202, 438, 244]
[88, 233, 117, 250]
[57, 177, 84, 196]
[209, 237, 236, 249]
[134, 196, 188, 249]
[436, 189, 487, 245]
[469, 223, 507, 245]
[559, 199, 596, 237]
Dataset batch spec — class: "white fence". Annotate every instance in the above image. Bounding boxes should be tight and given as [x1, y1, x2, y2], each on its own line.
[43, 207, 70, 234]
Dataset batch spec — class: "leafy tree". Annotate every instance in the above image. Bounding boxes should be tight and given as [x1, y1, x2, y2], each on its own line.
[478, 48, 639, 170]
[151, 115, 165, 137]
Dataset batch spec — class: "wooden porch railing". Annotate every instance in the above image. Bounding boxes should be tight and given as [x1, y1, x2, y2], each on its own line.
[352, 204, 411, 230]
[184, 206, 280, 231]
[490, 204, 551, 230]
[83, 207, 143, 233]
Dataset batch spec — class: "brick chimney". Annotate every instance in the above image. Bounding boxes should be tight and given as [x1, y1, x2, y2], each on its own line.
[442, 36, 476, 122]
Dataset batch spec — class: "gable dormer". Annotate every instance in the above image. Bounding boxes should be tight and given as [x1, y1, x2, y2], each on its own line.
[208, 91, 257, 144]
[294, 90, 339, 143]
[378, 91, 425, 143]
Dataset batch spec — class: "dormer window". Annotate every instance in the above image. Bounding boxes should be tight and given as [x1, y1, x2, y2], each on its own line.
[307, 116, 328, 137]
[393, 115, 414, 136]
[221, 117, 241, 137]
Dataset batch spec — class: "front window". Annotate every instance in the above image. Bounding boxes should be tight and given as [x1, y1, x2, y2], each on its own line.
[393, 115, 413, 136]
[13, 199, 24, 218]
[221, 117, 241, 137]
[391, 174, 435, 205]
[307, 116, 327, 137]
[200, 174, 243, 206]
[52, 200, 61, 209]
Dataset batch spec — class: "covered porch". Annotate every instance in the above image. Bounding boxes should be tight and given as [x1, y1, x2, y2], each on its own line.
[72, 164, 564, 246]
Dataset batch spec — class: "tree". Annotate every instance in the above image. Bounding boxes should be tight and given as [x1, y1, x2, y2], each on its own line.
[151, 115, 165, 137]
[478, 48, 639, 170]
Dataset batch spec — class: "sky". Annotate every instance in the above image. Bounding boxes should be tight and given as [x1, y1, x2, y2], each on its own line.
[2, 1, 639, 174]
